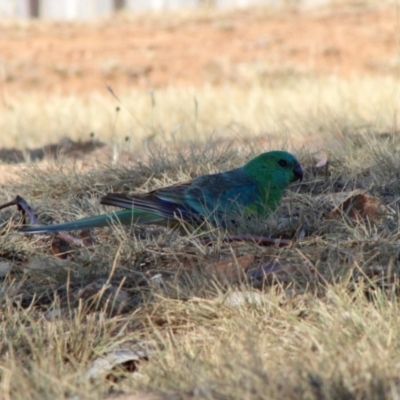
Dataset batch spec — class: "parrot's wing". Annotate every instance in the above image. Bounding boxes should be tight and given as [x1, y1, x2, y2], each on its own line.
[186, 168, 262, 225]
[100, 181, 204, 224]
[101, 168, 261, 227]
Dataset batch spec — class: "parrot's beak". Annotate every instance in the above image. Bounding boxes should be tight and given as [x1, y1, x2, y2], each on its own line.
[293, 162, 303, 182]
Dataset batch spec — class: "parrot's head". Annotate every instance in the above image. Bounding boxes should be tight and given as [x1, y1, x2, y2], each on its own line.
[245, 150, 303, 188]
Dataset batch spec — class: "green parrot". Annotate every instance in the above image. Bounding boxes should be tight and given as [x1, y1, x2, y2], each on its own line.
[19, 151, 303, 233]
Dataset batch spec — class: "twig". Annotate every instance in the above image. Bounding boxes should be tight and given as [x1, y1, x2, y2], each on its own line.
[54, 232, 94, 248]
[0, 195, 39, 225]
[202, 234, 293, 247]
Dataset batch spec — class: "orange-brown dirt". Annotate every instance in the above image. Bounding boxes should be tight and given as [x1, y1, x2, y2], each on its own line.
[0, 4, 398, 96]
[0, 4, 398, 185]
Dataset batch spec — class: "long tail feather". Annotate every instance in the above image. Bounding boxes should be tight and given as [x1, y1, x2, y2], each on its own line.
[19, 209, 166, 234]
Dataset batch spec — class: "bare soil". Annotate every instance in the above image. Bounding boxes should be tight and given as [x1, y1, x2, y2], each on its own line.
[0, 4, 397, 96]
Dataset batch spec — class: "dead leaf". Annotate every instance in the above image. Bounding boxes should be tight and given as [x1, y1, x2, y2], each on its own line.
[331, 192, 387, 222]
[315, 150, 328, 168]
[205, 254, 254, 282]
[85, 348, 150, 380]
[220, 290, 268, 307]
[51, 237, 71, 259]
[247, 260, 293, 281]
[79, 229, 96, 247]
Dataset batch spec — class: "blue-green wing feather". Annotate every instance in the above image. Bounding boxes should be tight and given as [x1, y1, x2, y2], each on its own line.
[102, 168, 261, 226]
[185, 168, 262, 225]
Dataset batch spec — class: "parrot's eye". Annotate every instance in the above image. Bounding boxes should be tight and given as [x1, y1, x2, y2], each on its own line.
[278, 159, 288, 167]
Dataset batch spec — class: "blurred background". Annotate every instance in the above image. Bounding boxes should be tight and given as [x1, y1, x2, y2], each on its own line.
[0, 0, 398, 159]
[1, 0, 330, 19]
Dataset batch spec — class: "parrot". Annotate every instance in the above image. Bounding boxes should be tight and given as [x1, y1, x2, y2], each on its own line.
[19, 150, 303, 234]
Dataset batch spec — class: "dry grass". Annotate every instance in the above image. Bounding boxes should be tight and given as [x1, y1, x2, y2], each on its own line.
[1, 123, 400, 398]
[1, 75, 400, 152]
